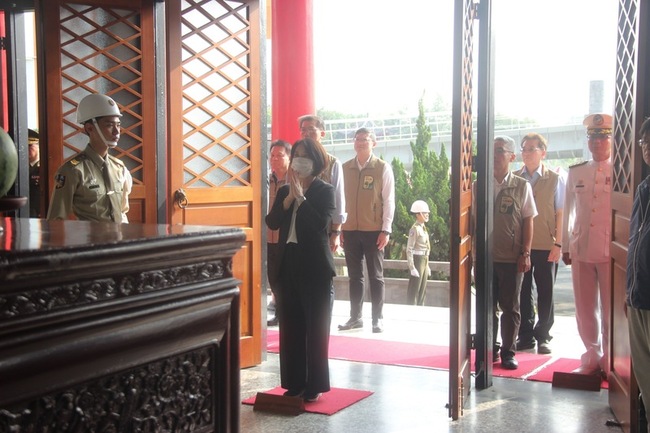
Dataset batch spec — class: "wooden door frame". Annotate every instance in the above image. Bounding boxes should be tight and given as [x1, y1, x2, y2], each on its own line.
[609, 1, 650, 431]
[449, 0, 481, 419]
[473, 0, 495, 390]
[165, 0, 265, 368]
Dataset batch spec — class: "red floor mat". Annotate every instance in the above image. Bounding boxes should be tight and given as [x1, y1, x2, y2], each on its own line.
[242, 386, 374, 415]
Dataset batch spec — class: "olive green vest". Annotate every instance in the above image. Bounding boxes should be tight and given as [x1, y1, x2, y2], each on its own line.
[493, 174, 528, 263]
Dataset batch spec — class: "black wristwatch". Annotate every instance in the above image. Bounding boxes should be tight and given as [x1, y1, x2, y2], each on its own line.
[381, 230, 391, 235]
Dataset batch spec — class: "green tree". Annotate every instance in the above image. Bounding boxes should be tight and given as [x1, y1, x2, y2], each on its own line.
[389, 96, 451, 264]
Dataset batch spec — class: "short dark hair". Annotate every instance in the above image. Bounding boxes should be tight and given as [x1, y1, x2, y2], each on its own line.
[298, 115, 325, 130]
[354, 127, 376, 142]
[521, 132, 548, 151]
[270, 139, 291, 154]
[291, 137, 328, 177]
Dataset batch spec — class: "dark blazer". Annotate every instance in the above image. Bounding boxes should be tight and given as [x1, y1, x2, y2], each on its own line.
[265, 177, 336, 286]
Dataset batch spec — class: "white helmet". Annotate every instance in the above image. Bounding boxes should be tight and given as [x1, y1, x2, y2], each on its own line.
[76, 94, 122, 123]
[410, 200, 430, 213]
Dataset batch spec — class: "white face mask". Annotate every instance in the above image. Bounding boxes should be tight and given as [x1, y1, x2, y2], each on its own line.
[291, 157, 314, 178]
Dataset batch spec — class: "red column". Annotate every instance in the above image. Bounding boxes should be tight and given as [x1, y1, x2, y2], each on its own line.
[271, 0, 315, 143]
[0, 11, 8, 129]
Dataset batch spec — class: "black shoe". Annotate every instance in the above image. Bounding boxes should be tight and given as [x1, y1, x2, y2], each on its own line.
[267, 316, 279, 327]
[338, 318, 363, 330]
[303, 392, 322, 402]
[537, 341, 552, 354]
[501, 356, 519, 370]
[372, 319, 383, 333]
[283, 389, 303, 398]
[493, 351, 500, 363]
[516, 339, 536, 350]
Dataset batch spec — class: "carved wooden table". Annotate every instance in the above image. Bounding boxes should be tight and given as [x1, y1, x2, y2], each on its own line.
[0, 218, 245, 432]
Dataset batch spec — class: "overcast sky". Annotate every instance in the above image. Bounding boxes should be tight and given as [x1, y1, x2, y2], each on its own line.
[313, 0, 618, 124]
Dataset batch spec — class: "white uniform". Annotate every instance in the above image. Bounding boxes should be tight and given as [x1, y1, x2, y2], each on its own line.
[563, 158, 612, 372]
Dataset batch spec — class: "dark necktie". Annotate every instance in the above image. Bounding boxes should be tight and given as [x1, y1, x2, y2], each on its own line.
[102, 159, 116, 222]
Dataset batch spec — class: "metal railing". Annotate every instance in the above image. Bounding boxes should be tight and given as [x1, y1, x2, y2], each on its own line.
[319, 112, 582, 147]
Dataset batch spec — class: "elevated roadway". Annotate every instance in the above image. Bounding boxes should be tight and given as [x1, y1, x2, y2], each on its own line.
[320, 113, 588, 167]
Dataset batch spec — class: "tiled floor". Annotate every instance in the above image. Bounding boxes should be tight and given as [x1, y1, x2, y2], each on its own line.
[240, 265, 622, 433]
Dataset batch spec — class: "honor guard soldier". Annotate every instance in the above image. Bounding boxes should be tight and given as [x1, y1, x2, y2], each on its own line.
[28, 129, 42, 217]
[406, 200, 431, 306]
[562, 113, 613, 376]
[47, 94, 132, 223]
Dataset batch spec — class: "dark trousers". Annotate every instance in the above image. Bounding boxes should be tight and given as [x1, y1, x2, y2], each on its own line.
[342, 230, 385, 322]
[518, 249, 556, 344]
[267, 242, 282, 318]
[278, 243, 332, 394]
[407, 254, 428, 305]
[493, 262, 523, 358]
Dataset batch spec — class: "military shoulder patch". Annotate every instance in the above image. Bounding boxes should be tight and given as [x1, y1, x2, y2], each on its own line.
[55, 174, 66, 189]
[569, 161, 588, 169]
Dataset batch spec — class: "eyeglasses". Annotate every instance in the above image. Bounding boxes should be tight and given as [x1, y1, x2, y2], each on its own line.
[300, 127, 319, 133]
[520, 147, 541, 153]
[638, 139, 650, 147]
[494, 148, 513, 154]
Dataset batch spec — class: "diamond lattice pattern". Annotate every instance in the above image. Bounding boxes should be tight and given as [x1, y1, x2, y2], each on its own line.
[613, 0, 638, 195]
[59, 3, 144, 183]
[181, 0, 252, 188]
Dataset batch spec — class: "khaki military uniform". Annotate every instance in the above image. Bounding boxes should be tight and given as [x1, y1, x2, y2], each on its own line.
[406, 222, 430, 305]
[47, 145, 132, 223]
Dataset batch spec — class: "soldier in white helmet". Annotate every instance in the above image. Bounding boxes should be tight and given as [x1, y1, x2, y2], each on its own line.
[406, 200, 431, 305]
[47, 94, 132, 223]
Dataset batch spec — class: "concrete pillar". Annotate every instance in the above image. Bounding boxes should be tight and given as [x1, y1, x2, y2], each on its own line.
[589, 80, 605, 114]
[271, 0, 315, 142]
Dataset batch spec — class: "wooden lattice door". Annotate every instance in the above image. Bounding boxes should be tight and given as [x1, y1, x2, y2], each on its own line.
[42, 0, 157, 224]
[449, 0, 476, 420]
[166, 0, 264, 368]
[609, 0, 650, 431]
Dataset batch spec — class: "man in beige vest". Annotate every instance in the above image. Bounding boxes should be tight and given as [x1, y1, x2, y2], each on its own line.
[489, 136, 537, 369]
[338, 127, 395, 333]
[514, 133, 564, 355]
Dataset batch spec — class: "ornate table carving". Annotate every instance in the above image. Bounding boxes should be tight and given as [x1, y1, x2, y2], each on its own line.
[0, 218, 245, 432]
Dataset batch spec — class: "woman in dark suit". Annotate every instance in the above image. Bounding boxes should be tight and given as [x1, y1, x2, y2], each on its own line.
[265, 137, 336, 402]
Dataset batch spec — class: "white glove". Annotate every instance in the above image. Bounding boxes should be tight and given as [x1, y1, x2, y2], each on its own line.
[410, 269, 420, 278]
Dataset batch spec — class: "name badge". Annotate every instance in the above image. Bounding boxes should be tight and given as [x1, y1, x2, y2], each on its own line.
[363, 175, 374, 190]
[499, 196, 514, 214]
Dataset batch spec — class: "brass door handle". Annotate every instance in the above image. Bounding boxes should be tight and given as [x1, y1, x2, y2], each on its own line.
[174, 188, 189, 209]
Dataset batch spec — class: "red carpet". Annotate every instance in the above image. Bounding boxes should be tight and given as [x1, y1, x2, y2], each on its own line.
[266, 331, 609, 388]
[267, 330, 555, 381]
[526, 357, 609, 389]
[242, 386, 373, 415]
